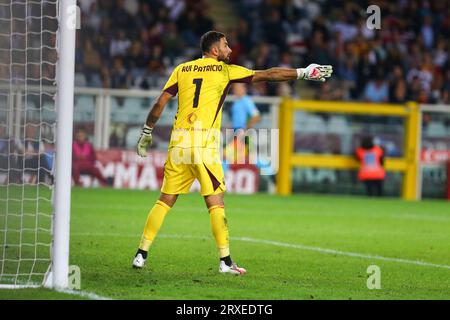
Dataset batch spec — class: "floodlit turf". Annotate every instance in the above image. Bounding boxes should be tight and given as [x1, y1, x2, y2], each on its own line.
[1, 187, 450, 300]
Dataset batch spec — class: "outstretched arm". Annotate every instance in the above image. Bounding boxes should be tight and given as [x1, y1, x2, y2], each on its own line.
[252, 64, 333, 83]
[252, 68, 297, 82]
[145, 91, 174, 128]
[137, 91, 174, 157]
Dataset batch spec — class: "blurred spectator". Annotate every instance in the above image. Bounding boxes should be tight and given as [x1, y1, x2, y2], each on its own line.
[409, 75, 423, 102]
[134, 2, 154, 29]
[433, 39, 448, 67]
[441, 88, 450, 105]
[83, 39, 102, 87]
[162, 22, 183, 65]
[110, 57, 129, 89]
[338, 57, 357, 98]
[389, 65, 408, 103]
[84, 1, 102, 31]
[110, 30, 132, 58]
[0, 126, 22, 184]
[315, 81, 345, 101]
[163, 0, 186, 21]
[110, 0, 133, 30]
[263, 10, 286, 50]
[72, 128, 107, 187]
[363, 73, 389, 103]
[17, 124, 53, 184]
[79, 0, 96, 14]
[123, 0, 139, 16]
[250, 81, 268, 96]
[332, 10, 358, 42]
[421, 15, 434, 49]
[390, 79, 408, 104]
[109, 124, 126, 148]
[143, 45, 165, 89]
[228, 29, 244, 65]
[250, 42, 272, 70]
[237, 18, 252, 54]
[126, 41, 148, 79]
[307, 30, 334, 66]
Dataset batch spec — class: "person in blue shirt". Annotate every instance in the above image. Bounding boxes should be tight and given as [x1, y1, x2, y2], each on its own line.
[228, 83, 261, 164]
[229, 84, 278, 193]
[231, 83, 261, 131]
[363, 73, 388, 103]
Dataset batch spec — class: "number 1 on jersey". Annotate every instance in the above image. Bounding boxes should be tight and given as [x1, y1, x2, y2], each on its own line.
[192, 78, 203, 108]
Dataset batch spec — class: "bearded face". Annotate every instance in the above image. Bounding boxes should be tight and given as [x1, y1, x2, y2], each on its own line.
[216, 37, 232, 64]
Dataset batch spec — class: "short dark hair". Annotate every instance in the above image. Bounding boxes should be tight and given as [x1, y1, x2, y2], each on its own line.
[200, 31, 225, 53]
[361, 136, 374, 149]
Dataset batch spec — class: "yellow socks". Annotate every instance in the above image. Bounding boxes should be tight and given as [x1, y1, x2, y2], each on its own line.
[139, 200, 171, 251]
[209, 205, 230, 258]
[139, 200, 230, 259]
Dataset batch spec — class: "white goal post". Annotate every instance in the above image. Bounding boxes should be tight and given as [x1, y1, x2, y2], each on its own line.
[52, 0, 76, 290]
[0, 0, 75, 290]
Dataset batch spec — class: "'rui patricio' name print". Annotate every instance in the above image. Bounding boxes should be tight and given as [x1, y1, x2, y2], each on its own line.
[181, 65, 223, 72]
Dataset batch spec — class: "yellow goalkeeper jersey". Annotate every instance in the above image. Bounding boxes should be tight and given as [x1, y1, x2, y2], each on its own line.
[163, 57, 255, 149]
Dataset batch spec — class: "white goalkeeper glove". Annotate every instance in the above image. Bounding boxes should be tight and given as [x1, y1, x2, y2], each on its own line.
[297, 64, 333, 82]
[136, 125, 153, 157]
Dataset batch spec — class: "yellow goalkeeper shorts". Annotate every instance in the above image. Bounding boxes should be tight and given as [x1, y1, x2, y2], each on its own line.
[161, 147, 226, 196]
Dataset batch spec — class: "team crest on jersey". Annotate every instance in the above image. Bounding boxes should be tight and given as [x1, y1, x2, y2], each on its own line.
[187, 112, 198, 124]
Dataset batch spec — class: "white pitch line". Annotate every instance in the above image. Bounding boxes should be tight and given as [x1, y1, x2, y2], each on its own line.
[0, 284, 112, 300]
[0, 284, 41, 289]
[235, 237, 450, 270]
[56, 288, 112, 300]
[72, 232, 450, 270]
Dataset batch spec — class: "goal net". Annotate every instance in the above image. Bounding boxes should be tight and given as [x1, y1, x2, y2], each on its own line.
[0, 0, 62, 288]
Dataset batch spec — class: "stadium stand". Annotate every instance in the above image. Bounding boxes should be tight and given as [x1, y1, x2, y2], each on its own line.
[76, 0, 450, 107]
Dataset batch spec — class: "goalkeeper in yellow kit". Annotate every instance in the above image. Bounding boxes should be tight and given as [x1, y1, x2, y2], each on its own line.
[132, 31, 332, 274]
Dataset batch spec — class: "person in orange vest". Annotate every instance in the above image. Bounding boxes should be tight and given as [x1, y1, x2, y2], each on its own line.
[355, 136, 386, 197]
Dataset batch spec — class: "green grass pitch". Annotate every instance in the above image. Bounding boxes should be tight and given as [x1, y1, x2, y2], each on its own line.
[1, 187, 450, 300]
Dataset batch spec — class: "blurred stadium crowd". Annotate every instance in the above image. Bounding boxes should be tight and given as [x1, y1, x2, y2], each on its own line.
[76, 0, 450, 105]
